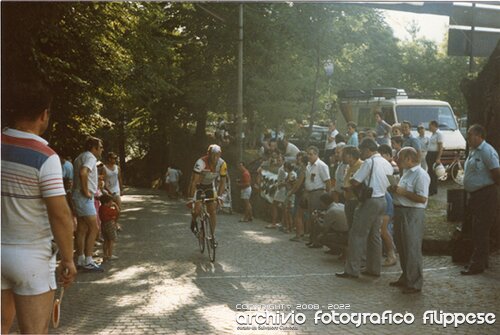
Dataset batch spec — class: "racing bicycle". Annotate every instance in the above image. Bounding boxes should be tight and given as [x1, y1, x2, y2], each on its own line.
[191, 191, 216, 262]
[438, 152, 464, 186]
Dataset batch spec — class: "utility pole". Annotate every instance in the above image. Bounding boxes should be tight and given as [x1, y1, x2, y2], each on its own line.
[237, 3, 244, 162]
[469, 3, 476, 73]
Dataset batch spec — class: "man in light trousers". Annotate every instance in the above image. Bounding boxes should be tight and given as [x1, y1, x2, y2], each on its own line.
[336, 138, 393, 278]
[389, 147, 430, 294]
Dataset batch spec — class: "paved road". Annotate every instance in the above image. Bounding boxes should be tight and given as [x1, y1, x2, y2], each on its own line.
[53, 188, 500, 335]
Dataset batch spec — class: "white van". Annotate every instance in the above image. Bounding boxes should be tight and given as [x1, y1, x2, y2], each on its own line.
[337, 88, 466, 164]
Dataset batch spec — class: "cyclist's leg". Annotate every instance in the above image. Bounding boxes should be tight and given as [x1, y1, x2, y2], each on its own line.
[191, 191, 202, 233]
[206, 202, 217, 237]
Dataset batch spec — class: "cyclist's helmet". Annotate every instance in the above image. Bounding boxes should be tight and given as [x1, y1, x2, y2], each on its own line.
[207, 144, 222, 154]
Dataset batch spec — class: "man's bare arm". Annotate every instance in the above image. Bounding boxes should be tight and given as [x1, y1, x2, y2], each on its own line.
[79, 167, 91, 198]
[189, 173, 202, 198]
[45, 196, 77, 286]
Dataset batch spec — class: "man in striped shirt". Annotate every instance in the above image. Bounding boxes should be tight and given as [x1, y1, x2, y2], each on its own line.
[1, 81, 76, 334]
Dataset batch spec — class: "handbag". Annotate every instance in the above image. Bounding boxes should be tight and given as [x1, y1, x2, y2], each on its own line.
[353, 158, 374, 202]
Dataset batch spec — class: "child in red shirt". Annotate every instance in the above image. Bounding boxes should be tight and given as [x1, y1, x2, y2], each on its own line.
[99, 194, 120, 261]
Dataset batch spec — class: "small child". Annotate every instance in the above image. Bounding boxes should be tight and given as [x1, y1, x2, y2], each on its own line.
[99, 193, 120, 262]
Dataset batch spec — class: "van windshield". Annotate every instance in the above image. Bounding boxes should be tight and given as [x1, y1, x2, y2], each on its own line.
[396, 105, 458, 130]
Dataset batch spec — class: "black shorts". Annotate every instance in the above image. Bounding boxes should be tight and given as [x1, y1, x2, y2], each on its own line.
[195, 185, 216, 201]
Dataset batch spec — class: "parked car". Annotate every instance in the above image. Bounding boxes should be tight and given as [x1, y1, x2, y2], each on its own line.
[338, 88, 467, 165]
[288, 125, 330, 155]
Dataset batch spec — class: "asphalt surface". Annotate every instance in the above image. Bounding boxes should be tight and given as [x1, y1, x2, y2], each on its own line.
[51, 188, 500, 335]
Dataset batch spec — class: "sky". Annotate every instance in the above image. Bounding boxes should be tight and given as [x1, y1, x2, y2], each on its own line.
[382, 9, 449, 44]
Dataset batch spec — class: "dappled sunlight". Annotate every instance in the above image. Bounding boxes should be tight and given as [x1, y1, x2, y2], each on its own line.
[75, 266, 150, 285]
[242, 230, 281, 244]
[122, 195, 159, 202]
[114, 293, 145, 307]
[110, 265, 150, 281]
[169, 221, 190, 227]
[197, 304, 236, 332]
[145, 278, 201, 314]
[121, 207, 144, 213]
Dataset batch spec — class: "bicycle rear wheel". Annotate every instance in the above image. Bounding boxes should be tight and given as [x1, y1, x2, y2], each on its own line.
[198, 219, 205, 254]
[205, 219, 216, 262]
[450, 161, 464, 186]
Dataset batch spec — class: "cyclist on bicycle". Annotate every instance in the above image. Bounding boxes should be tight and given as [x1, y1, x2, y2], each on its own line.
[188, 144, 227, 245]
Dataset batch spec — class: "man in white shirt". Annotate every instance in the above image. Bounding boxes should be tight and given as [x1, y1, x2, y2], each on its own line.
[279, 138, 300, 163]
[2, 81, 76, 334]
[305, 146, 331, 247]
[389, 147, 430, 294]
[324, 120, 339, 160]
[336, 138, 393, 279]
[165, 166, 182, 199]
[73, 136, 105, 272]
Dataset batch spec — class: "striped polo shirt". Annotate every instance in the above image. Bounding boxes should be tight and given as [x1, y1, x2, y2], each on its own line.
[1, 128, 65, 244]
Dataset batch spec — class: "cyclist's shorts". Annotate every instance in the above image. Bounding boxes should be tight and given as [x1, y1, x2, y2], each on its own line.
[195, 184, 217, 202]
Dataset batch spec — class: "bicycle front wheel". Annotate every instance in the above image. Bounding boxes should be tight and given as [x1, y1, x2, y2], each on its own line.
[198, 219, 205, 254]
[205, 220, 216, 262]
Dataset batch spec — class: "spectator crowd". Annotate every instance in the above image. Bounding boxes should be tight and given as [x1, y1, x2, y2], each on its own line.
[2, 80, 499, 334]
[247, 116, 500, 294]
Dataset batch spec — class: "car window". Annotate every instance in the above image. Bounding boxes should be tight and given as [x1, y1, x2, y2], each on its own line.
[396, 105, 457, 130]
[310, 130, 324, 141]
[382, 107, 395, 124]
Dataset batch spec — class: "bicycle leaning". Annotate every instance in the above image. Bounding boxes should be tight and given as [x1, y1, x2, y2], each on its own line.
[189, 191, 217, 262]
[437, 152, 465, 186]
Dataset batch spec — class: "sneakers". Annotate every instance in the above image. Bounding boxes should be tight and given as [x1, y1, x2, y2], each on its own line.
[81, 261, 104, 272]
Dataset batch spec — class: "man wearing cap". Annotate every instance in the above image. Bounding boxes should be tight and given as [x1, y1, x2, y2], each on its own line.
[188, 144, 227, 246]
[336, 138, 393, 279]
[461, 124, 500, 275]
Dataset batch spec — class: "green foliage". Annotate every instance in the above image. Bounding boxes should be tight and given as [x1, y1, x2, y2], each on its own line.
[2, 2, 480, 179]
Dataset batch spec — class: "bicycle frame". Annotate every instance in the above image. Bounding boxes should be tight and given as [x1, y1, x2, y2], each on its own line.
[192, 191, 216, 262]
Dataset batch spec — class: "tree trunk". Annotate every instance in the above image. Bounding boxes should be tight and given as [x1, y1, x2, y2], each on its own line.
[460, 41, 500, 149]
[460, 40, 500, 250]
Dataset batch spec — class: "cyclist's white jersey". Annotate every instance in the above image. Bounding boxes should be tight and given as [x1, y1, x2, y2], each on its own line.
[193, 155, 227, 187]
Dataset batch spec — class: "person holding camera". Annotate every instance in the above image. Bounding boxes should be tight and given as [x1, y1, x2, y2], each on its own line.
[336, 138, 393, 279]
